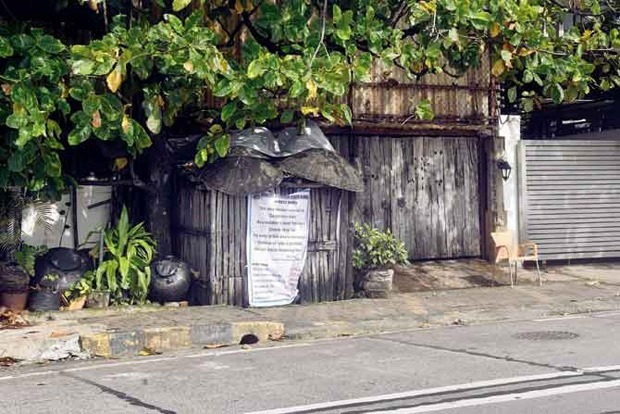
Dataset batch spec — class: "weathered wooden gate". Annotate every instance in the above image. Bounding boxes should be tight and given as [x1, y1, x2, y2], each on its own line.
[352, 136, 482, 259]
[172, 183, 352, 306]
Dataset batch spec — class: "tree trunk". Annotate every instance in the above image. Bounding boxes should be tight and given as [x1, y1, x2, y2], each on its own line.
[146, 138, 173, 256]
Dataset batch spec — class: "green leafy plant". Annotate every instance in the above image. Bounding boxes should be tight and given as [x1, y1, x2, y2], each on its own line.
[95, 206, 156, 305]
[32, 272, 61, 292]
[14, 244, 47, 277]
[64, 271, 93, 302]
[42, 273, 59, 283]
[352, 223, 409, 270]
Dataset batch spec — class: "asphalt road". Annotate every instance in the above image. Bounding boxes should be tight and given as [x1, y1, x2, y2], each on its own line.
[2, 311, 620, 413]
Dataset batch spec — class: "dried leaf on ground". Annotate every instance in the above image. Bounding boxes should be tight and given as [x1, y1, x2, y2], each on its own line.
[0, 310, 30, 330]
[203, 343, 228, 349]
[268, 334, 286, 341]
[138, 347, 162, 356]
[0, 357, 20, 366]
[49, 331, 74, 338]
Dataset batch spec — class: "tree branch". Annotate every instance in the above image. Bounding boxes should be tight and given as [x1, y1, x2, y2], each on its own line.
[215, 1, 262, 48]
[242, 8, 295, 56]
[216, 18, 244, 48]
[308, 0, 328, 69]
[402, 25, 421, 38]
[544, 0, 605, 16]
[390, 1, 409, 26]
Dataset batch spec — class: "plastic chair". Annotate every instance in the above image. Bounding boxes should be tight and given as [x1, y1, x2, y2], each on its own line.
[491, 231, 542, 287]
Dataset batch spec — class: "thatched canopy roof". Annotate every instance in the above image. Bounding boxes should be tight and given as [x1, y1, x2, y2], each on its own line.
[180, 123, 362, 195]
[278, 149, 363, 192]
[195, 156, 283, 196]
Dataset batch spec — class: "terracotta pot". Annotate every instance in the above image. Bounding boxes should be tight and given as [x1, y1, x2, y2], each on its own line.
[86, 290, 110, 308]
[1, 291, 29, 311]
[0, 264, 29, 310]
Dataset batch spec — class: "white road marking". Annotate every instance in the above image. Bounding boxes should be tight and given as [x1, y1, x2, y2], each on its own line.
[534, 310, 620, 322]
[583, 365, 620, 373]
[244, 371, 583, 414]
[592, 311, 620, 318]
[0, 371, 55, 382]
[377, 379, 620, 413]
[533, 315, 586, 322]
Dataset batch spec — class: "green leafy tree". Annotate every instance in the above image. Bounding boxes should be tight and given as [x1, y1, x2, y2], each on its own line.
[0, 0, 618, 212]
[0, 28, 70, 196]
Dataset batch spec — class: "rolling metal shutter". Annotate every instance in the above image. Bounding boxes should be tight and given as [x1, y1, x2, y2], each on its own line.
[519, 140, 620, 260]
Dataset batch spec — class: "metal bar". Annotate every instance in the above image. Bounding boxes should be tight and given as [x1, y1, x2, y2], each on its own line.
[172, 225, 213, 238]
[71, 186, 79, 249]
[354, 82, 493, 92]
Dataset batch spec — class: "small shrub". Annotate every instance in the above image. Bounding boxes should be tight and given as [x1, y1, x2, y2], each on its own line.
[352, 223, 408, 270]
[95, 206, 156, 305]
[64, 271, 93, 302]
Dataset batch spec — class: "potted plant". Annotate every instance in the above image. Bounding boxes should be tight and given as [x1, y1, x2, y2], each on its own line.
[0, 262, 29, 311]
[352, 223, 409, 298]
[90, 206, 156, 306]
[85, 268, 111, 309]
[0, 244, 47, 311]
[63, 271, 93, 310]
[0, 189, 54, 311]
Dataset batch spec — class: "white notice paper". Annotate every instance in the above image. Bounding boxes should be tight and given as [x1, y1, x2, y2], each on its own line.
[247, 190, 310, 307]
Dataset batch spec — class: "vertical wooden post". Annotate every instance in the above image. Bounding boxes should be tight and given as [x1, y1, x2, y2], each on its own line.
[146, 138, 173, 255]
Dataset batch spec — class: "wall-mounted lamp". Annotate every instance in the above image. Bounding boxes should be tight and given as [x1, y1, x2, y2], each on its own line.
[496, 158, 512, 181]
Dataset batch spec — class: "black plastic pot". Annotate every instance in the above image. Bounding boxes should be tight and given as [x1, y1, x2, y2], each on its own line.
[188, 278, 209, 306]
[149, 256, 191, 304]
[28, 289, 61, 312]
[34, 248, 91, 291]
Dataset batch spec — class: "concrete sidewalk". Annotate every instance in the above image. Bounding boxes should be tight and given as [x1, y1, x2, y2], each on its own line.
[1, 276, 619, 364]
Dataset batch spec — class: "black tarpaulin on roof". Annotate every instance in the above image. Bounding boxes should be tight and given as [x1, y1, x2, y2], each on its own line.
[230, 121, 335, 157]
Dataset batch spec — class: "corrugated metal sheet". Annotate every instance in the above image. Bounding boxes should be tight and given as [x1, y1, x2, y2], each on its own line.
[519, 139, 620, 260]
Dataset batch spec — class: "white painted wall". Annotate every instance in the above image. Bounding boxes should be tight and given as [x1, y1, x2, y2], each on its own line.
[21, 186, 112, 250]
[499, 115, 521, 246]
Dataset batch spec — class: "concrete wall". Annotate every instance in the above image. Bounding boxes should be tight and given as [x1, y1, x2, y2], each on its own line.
[498, 115, 521, 247]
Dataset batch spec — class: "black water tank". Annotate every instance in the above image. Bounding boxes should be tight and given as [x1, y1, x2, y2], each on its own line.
[34, 248, 91, 291]
[149, 256, 191, 303]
